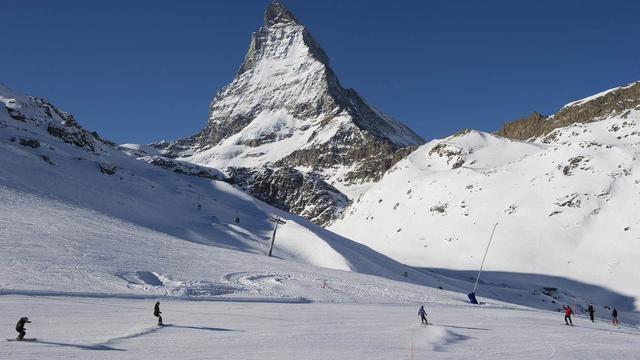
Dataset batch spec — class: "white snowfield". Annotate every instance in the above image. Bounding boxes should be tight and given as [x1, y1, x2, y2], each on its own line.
[2, 295, 639, 360]
[0, 83, 439, 297]
[331, 104, 640, 313]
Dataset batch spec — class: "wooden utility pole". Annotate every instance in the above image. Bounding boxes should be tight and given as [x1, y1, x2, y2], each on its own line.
[268, 216, 286, 257]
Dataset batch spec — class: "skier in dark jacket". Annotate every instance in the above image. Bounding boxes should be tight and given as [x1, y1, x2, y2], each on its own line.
[15, 317, 31, 341]
[154, 301, 163, 326]
[563, 305, 573, 326]
[418, 305, 429, 325]
[587, 304, 595, 322]
[612, 308, 619, 326]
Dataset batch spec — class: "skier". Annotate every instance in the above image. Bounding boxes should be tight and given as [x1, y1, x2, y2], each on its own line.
[563, 305, 573, 326]
[587, 304, 595, 322]
[418, 305, 429, 325]
[15, 317, 31, 341]
[154, 301, 163, 326]
[612, 308, 619, 326]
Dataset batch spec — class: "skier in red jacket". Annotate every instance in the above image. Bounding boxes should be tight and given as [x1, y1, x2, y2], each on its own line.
[563, 305, 573, 326]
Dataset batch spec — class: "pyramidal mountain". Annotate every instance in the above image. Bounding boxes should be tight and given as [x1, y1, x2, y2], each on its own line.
[150, 2, 424, 225]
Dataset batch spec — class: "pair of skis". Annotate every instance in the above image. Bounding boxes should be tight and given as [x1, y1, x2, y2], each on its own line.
[6, 338, 38, 342]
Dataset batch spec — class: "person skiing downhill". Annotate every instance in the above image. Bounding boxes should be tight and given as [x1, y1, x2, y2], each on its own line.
[587, 304, 595, 322]
[154, 301, 163, 326]
[612, 308, 619, 326]
[563, 305, 573, 326]
[418, 305, 429, 325]
[15, 317, 31, 341]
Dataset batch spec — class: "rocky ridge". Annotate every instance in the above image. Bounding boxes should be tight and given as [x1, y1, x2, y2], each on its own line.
[149, 2, 424, 225]
[497, 81, 640, 140]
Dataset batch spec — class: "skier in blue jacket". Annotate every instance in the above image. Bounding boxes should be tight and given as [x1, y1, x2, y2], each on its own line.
[418, 305, 429, 325]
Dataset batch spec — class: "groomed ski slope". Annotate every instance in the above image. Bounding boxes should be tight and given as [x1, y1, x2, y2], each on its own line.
[2, 295, 639, 360]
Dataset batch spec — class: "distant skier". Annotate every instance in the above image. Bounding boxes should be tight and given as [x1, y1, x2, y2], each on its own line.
[15, 317, 31, 341]
[587, 304, 595, 322]
[612, 308, 619, 326]
[418, 305, 429, 325]
[154, 301, 163, 326]
[563, 305, 573, 326]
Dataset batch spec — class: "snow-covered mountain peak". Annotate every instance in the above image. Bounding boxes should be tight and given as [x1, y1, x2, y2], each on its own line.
[156, 2, 423, 154]
[237, 2, 328, 76]
[411, 129, 543, 171]
[264, 1, 300, 27]
[146, 2, 424, 225]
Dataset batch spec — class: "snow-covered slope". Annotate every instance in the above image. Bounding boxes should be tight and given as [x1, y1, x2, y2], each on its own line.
[0, 82, 445, 299]
[332, 89, 640, 309]
[4, 82, 636, 320]
[147, 2, 423, 225]
[4, 295, 640, 360]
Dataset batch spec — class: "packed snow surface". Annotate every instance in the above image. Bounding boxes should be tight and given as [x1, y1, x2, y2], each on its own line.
[2, 296, 639, 359]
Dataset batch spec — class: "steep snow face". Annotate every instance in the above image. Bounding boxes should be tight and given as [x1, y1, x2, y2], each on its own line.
[172, 2, 423, 164]
[0, 83, 432, 283]
[145, 3, 423, 225]
[332, 110, 640, 308]
[192, 3, 422, 149]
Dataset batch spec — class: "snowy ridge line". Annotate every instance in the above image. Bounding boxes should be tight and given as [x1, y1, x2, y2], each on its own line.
[561, 81, 640, 109]
[0, 289, 312, 304]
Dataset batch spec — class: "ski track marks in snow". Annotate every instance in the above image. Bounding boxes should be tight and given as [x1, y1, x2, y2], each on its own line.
[4, 296, 639, 360]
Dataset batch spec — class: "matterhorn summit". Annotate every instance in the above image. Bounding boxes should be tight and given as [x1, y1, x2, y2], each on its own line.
[152, 2, 424, 224]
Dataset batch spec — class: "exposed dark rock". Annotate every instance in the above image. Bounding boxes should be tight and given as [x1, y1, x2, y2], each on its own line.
[496, 112, 547, 141]
[47, 123, 97, 152]
[7, 107, 27, 122]
[40, 155, 54, 165]
[19, 138, 40, 148]
[497, 82, 640, 140]
[428, 142, 466, 169]
[430, 203, 448, 214]
[146, 156, 222, 180]
[561, 156, 587, 176]
[227, 166, 350, 225]
[98, 163, 117, 175]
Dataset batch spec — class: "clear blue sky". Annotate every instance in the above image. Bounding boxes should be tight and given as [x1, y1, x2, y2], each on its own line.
[2, 0, 639, 144]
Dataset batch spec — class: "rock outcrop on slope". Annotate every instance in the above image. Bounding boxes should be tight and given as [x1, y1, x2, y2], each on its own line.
[227, 166, 350, 225]
[497, 82, 640, 140]
[150, 2, 424, 225]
